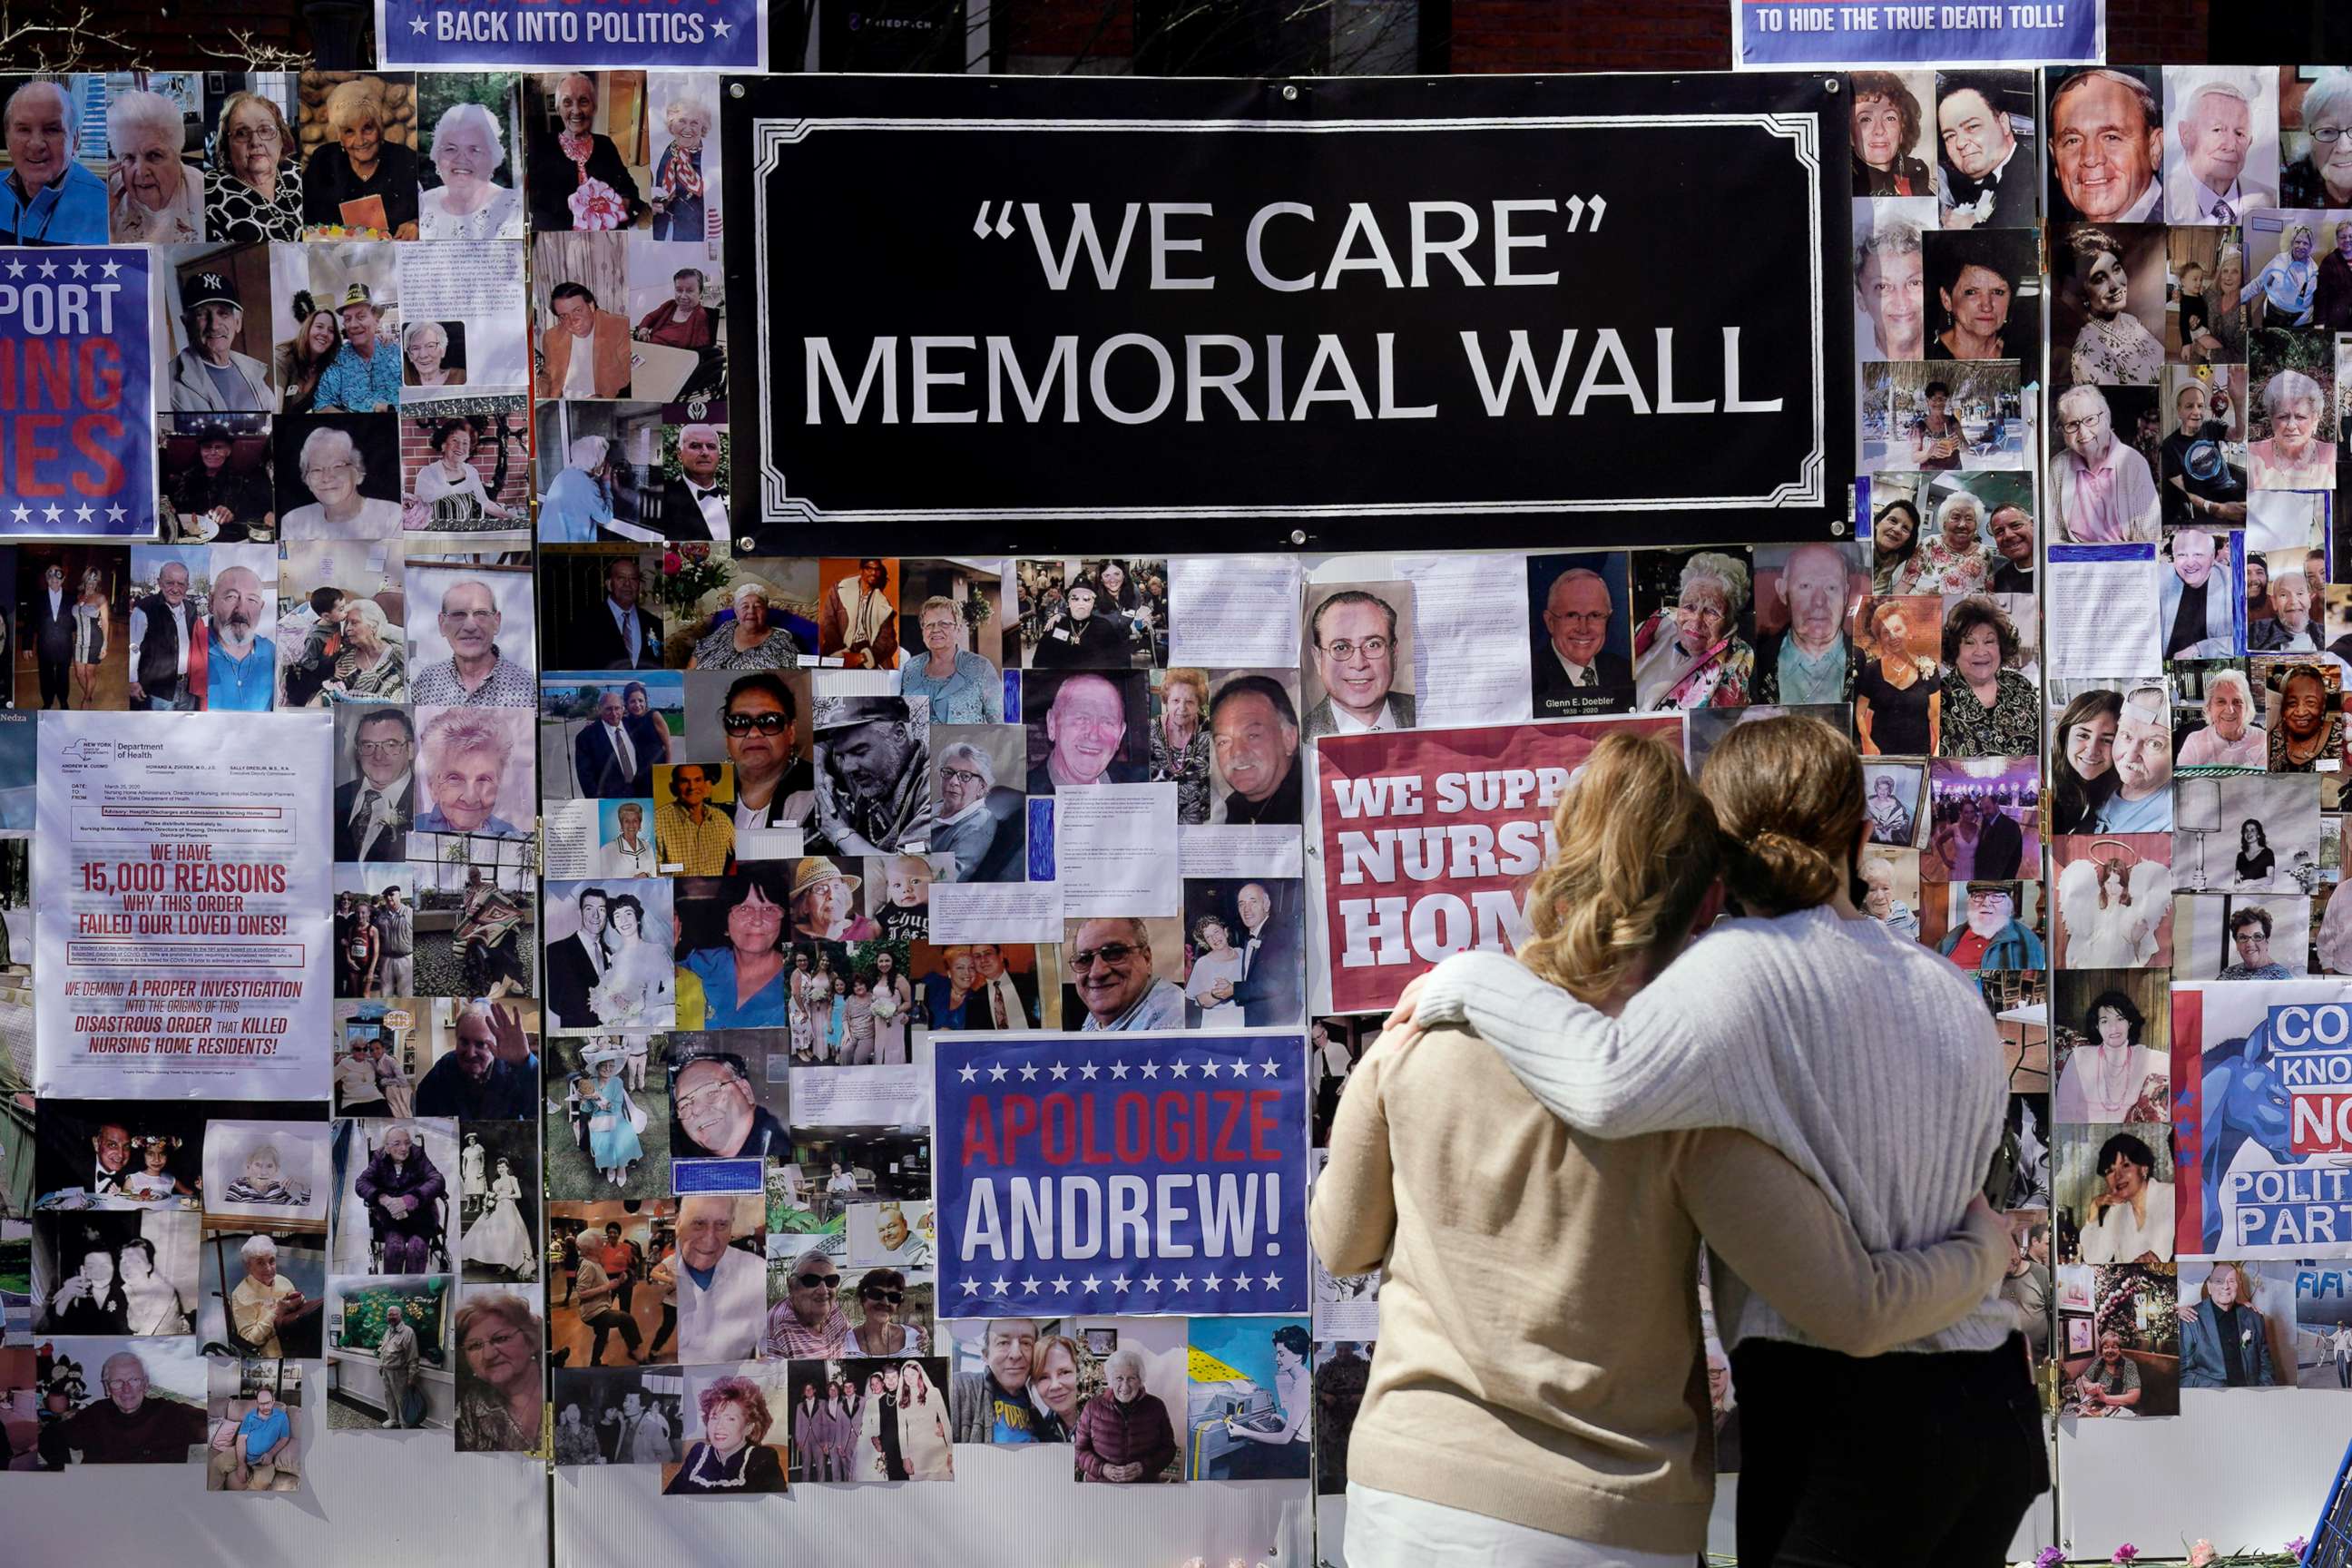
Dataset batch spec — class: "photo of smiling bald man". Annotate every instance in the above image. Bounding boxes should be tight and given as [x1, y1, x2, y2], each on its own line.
[1527, 552, 1634, 718]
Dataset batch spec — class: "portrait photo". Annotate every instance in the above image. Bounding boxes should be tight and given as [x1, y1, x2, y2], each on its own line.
[1300, 582, 1415, 740]
[1017, 556, 1165, 671]
[32, 1210, 199, 1337]
[1918, 879, 2043, 970]
[928, 724, 1026, 884]
[2173, 773, 2322, 894]
[1024, 667, 1150, 794]
[2283, 66, 2352, 209]
[522, 70, 651, 235]
[15, 544, 128, 712]
[415, 72, 523, 240]
[2053, 1123, 2176, 1269]
[1923, 756, 2041, 882]
[1057, 916, 1185, 1034]
[1934, 69, 2039, 230]
[2247, 326, 2337, 490]
[1629, 546, 1757, 712]
[670, 1041, 790, 1161]
[292, 71, 417, 239]
[30, 1335, 207, 1465]
[2051, 833, 2175, 971]
[201, 1120, 329, 1230]
[400, 406, 530, 534]
[2053, 222, 2167, 387]
[2173, 891, 2312, 981]
[2045, 66, 2164, 226]
[626, 239, 727, 406]
[543, 671, 682, 804]
[404, 560, 536, 702]
[455, 1124, 541, 1285]
[452, 1285, 545, 1452]
[413, 704, 535, 842]
[1855, 598, 1943, 758]
[1525, 552, 1633, 717]
[544, 877, 678, 1035]
[2050, 969, 2170, 1124]
[299, 240, 404, 412]
[647, 74, 721, 241]
[330, 1117, 461, 1275]
[2165, 232, 2246, 369]
[270, 410, 405, 541]
[544, 549, 665, 671]
[1862, 846, 1925, 945]
[844, 1199, 933, 1270]
[1921, 227, 2037, 362]
[157, 241, 279, 414]
[2255, 654, 2342, 770]
[197, 1230, 325, 1359]
[158, 414, 274, 543]
[2162, 67, 2279, 224]
[544, 1035, 670, 1202]
[663, 1363, 790, 1494]
[1180, 878, 1303, 1029]
[2051, 383, 2162, 544]
[2171, 660, 2263, 771]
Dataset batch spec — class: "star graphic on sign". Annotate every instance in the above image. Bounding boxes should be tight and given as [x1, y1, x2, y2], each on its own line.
[1048, 1062, 1069, 1081]
[993, 1277, 1014, 1295]
[712, 17, 731, 34]
[1020, 1276, 1042, 1294]
[68, 259, 86, 277]
[7, 505, 26, 524]
[1261, 1273, 1282, 1291]
[1168, 1059, 1191, 1079]
[410, 13, 428, 30]
[1227, 1274, 1250, 1294]
[105, 505, 126, 523]
[1108, 1061, 1128, 1079]
[1140, 1273, 1161, 1293]
[987, 1063, 1009, 1083]
[1260, 1058, 1281, 1076]
[1018, 1063, 1039, 1082]
[1171, 1274, 1192, 1292]
[1198, 1060, 1220, 1079]
[41, 505, 62, 524]
[1077, 1061, 1098, 1081]
[1139, 1061, 1160, 1079]
[961, 1279, 982, 1296]
[73, 504, 93, 524]
[957, 1063, 978, 1083]
[100, 259, 120, 277]
[37, 260, 56, 277]
[1049, 1276, 1071, 1294]
[1112, 1277, 1132, 1292]
[1200, 1272, 1221, 1291]
[5, 259, 23, 277]
[1079, 1275, 1101, 1293]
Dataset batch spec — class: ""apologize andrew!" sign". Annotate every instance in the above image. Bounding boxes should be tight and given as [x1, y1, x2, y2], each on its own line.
[934, 1032, 1308, 1318]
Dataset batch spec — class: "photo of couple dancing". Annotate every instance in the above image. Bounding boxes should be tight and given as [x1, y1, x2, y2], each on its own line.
[1313, 714, 2046, 1568]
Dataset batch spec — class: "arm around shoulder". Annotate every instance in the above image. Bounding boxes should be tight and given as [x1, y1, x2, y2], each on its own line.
[1681, 1129, 2006, 1357]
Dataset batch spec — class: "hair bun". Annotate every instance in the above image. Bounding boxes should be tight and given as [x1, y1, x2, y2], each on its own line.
[1733, 828, 1841, 914]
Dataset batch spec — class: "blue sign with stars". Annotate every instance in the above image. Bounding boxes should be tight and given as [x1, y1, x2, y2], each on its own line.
[0, 247, 152, 539]
[935, 1032, 1309, 1318]
[376, 0, 766, 68]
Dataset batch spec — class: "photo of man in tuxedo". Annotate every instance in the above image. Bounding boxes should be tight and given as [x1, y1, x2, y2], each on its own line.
[546, 884, 610, 1031]
[1529, 556, 1634, 718]
[567, 555, 662, 671]
[1215, 880, 1302, 1027]
[335, 707, 416, 863]
[25, 560, 72, 710]
[657, 423, 729, 543]
[963, 942, 1039, 1031]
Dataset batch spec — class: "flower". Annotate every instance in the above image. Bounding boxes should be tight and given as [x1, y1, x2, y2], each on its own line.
[2112, 1547, 2139, 1564]
[2034, 1551, 2066, 1568]
[2189, 1542, 2216, 1566]
[569, 176, 630, 230]
[2288, 1537, 2309, 1557]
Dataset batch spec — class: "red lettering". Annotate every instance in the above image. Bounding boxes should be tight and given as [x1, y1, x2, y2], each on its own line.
[1154, 1091, 1189, 1162]
[11, 413, 62, 496]
[1041, 1092, 1075, 1164]
[1077, 1091, 1113, 1164]
[1000, 1093, 1037, 1163]
[1114, 1092, 1149, 1161]
[1250, 1089, 1283, 1159]
[71, 416, 126, 496]
[76, 339, 122, 410]
[24, 340, 68, 409]
[1210, 1090, 1247, 1161]
[960, 1096, 998, 1166]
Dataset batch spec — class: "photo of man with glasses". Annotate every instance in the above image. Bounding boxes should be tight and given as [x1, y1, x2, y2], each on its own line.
[336, 706, 416, 861]
[1303, 586, 1415, 740]
[1065, 916, 1185, 1033]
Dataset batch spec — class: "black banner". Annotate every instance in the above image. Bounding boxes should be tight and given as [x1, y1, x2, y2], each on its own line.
[722, 74, 1852, 554]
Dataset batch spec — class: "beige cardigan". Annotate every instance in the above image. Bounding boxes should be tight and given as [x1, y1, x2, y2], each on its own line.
[1310, 1023, 2008, 1555]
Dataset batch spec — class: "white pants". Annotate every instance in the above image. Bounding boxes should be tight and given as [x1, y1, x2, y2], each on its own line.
[1344, 1483, 1694, 1568]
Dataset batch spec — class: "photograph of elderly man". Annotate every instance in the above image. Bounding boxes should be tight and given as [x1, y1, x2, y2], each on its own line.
[2047, 66, 2164, 224]
[1529, 554, 1635, 716]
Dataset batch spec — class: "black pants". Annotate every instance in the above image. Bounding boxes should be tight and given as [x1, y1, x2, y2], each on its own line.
[587, 1308, 642, 1366]
[37, 655, 65, 709]
[1731, 1335, 2047, 1568]
[649, 1304, 677, 1358]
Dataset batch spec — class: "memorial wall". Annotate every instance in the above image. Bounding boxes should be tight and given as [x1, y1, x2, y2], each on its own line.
[0, 32, 2343, 1567]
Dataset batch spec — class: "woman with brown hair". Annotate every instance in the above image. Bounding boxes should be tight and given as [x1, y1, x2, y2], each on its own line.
[1316, 729, 2011, 1568]
[1389, 715, 2043, 1565]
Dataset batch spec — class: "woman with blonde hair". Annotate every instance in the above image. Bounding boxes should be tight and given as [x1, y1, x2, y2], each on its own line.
[1382, 716, 2040, 1565]
[69, 567, 107, 710]
[1029, 1333, 1085, 1434]
[1325, 726, 2020, 1568]
[301, 75, 419, 239]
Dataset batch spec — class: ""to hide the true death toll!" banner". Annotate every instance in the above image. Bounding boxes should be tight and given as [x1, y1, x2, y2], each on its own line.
[935, 1032, 1310, 1318]
[1312, 714, 1683, 1014]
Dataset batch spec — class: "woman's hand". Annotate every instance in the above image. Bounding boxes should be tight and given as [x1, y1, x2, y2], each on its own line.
[1382, 972, 1430, 1037]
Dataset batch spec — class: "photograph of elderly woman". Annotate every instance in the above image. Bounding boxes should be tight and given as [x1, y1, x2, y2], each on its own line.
[198, 1230, 325, 1359]
[2059, 1264, 2180, 1419]
[544, 1035, 671, 1201]
[331, 1118, 459, 1276]
[2053, 1123, 2176, 1268]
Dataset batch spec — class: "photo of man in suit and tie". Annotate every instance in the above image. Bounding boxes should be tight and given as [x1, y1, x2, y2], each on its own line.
[1182, 879, 1302, 1028]
[335, 706, 416, 863]
[564, 554, 663, 671]
[24, 559, 74, 710]
[1300, 585, 1416, 741]
[574, 687, 650, 799]
[1528, 554, 1635, 718]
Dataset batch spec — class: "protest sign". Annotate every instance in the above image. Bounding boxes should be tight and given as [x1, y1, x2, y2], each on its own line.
[1731, 0, 2102, 67]
[934, 1032, 1309, 1317]
[375, 0, 766, 68]
[0, 246, 153, 539]
[2172, 985, 2352, 1261]
[35, 710, 333, 1098]
[724, 74, 1852, 554]
[1311, 715, 1683, 1014]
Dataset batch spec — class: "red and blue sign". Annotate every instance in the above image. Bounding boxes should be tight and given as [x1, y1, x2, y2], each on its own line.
[0, 247, 152, 538]
[376, 0, 766, 68]
[935, 1032, 1309, 1318]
